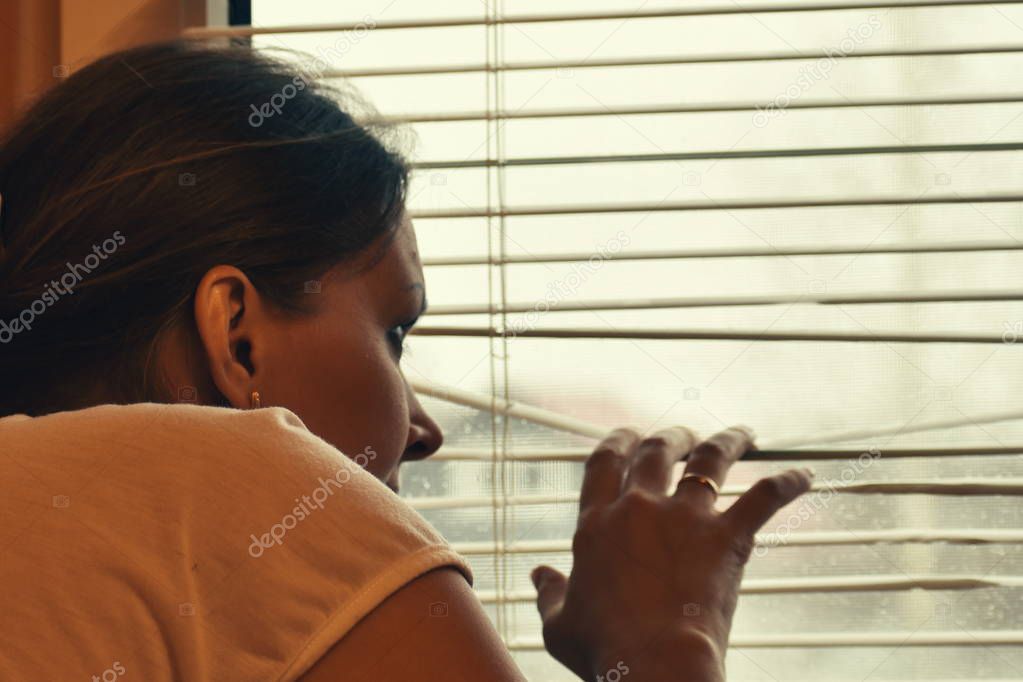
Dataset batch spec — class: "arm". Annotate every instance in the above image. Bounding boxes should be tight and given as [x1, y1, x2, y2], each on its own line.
[590, 627, 724, 682]
[299, 567, 527, 682]
[303, 426, 811, 682]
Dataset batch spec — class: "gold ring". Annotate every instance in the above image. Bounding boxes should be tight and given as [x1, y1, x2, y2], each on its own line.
[679, 473, 720, 498]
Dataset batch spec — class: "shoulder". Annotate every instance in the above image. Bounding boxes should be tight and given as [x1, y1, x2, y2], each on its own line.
[300, 567, 526, 682]
[0, 402, 472, 680]
[8, 401, 382, 505]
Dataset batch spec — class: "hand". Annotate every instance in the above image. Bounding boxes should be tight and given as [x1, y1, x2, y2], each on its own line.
[531, 425, 813, 682]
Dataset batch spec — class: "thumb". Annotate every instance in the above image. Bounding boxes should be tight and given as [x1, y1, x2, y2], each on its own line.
[531, 565, 568, 622]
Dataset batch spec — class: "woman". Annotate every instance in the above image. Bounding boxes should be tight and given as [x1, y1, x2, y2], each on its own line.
[0, 41, 812, 681]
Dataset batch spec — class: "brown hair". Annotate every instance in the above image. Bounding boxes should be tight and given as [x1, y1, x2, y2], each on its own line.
[0, 40, 409, 416]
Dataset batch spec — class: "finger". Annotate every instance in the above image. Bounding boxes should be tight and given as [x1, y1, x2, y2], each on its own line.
[531, 565, 568, 622]
[674, 425, 756, 505]
[579, 427, 641, 518]
[722, 468, 814, 535]
[622, 426, 698, 494]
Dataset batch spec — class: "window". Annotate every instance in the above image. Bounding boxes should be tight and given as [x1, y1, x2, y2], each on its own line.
[194, 2, 1023, 678]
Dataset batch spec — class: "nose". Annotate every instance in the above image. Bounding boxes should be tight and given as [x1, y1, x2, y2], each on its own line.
[402, 380, 444, 463]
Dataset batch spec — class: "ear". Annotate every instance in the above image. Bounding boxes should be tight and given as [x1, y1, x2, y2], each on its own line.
[193, 265, 268, 409]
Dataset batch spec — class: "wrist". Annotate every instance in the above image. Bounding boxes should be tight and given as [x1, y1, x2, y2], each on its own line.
[669, 628, 725, 682]
[591, 627, 725, 682]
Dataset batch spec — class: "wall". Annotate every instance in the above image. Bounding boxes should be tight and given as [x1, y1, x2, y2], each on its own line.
[0, 0, 209, 133]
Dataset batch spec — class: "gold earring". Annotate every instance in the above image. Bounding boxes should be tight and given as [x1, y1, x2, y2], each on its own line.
[250, 390, 261, 409]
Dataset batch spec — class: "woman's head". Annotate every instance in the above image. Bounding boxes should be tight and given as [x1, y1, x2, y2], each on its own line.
[0, 41, 442, 489]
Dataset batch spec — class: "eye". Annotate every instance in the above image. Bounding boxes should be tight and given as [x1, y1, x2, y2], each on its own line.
[388, 322, 415, 358]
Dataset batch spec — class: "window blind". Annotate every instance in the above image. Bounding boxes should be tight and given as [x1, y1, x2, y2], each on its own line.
[191, 1, 1023, 678]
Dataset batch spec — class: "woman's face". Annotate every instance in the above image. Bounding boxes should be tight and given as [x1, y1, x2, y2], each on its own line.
[183, 212, 443, 493]
[263, 214, 442, 492]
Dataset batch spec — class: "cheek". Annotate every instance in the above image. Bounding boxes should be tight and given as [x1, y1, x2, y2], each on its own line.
[356, 359, 409, 479]
[270, 331, 410, 480]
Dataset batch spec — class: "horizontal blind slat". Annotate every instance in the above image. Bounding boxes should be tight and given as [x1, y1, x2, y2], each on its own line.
[432, 446, 1023, 462]
[421, 241, 1023, 266]
[184, 1, 1023, 37]
[507, 631, 1023, 650]
[412, 326, 1009, 344]
[409, 193, 1023, 218]
[326, 45, 1023, 78]
[452, 529, 1023, 554]
[371, 95, 1023, 124]
[476, 575, 1023, 603]
[406, 479, 1023, 510]
[412, 142, 1023, 168]
[423, 289, 1023, 315]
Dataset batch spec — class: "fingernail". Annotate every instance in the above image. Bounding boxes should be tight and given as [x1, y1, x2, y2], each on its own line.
[530, 567, 543, 587]
[804, 467, 816, 478]
[661, 425, 695, 441]
[734, 424, 757, 439]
